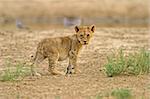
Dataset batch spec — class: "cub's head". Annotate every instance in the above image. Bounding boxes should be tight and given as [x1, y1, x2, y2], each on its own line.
[75, 25, 95, 45]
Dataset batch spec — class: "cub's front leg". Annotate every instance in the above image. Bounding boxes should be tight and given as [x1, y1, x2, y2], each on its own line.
[66, 50, 80, 74]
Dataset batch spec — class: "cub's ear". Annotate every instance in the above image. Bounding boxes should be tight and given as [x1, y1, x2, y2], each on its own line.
[75, 26, 79, 33]
[91, 25, 95, 32]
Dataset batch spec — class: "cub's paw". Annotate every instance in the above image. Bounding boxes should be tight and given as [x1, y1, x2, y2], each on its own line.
[66, 67, 73, 74]
[66, 67, 81, 74]
[50, 69, 65, 76]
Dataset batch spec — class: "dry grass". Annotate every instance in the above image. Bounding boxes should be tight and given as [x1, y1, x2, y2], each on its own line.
[0, 0, 149, 18]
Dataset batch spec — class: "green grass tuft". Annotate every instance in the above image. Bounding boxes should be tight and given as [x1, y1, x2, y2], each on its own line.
[95, 94, 103, 99]
[0, 61, 31, 82]
[104, 48, 150, 77]
[111, 88, 132, 99]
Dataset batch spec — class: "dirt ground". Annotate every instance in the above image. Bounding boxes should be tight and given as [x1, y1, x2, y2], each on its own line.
[0, 27, 150, 99]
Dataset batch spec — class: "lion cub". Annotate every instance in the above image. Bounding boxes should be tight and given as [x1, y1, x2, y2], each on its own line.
[31, 25, 95, 76]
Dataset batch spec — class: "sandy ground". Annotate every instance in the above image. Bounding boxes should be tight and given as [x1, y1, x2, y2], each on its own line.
[0, 27, 150, 99]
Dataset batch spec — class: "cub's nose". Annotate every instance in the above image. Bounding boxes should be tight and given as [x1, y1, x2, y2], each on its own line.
[84, 41, 87, 44]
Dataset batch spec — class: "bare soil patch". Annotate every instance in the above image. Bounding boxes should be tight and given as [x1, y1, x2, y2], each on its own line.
[0, 27, 149, 99]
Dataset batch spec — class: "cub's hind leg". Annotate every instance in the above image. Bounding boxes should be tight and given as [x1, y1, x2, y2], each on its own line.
[31, 52, 45, 76]
[48, 52, 65, 75]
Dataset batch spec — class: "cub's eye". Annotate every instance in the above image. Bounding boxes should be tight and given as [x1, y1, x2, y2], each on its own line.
[87, 34, 90, 36]
[80, 35, 83, 37]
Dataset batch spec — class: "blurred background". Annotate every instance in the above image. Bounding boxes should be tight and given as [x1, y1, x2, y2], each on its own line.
[0, 0, 149, 30]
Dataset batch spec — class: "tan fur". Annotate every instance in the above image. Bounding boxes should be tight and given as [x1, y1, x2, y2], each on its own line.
[31, 25, 95, 76]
